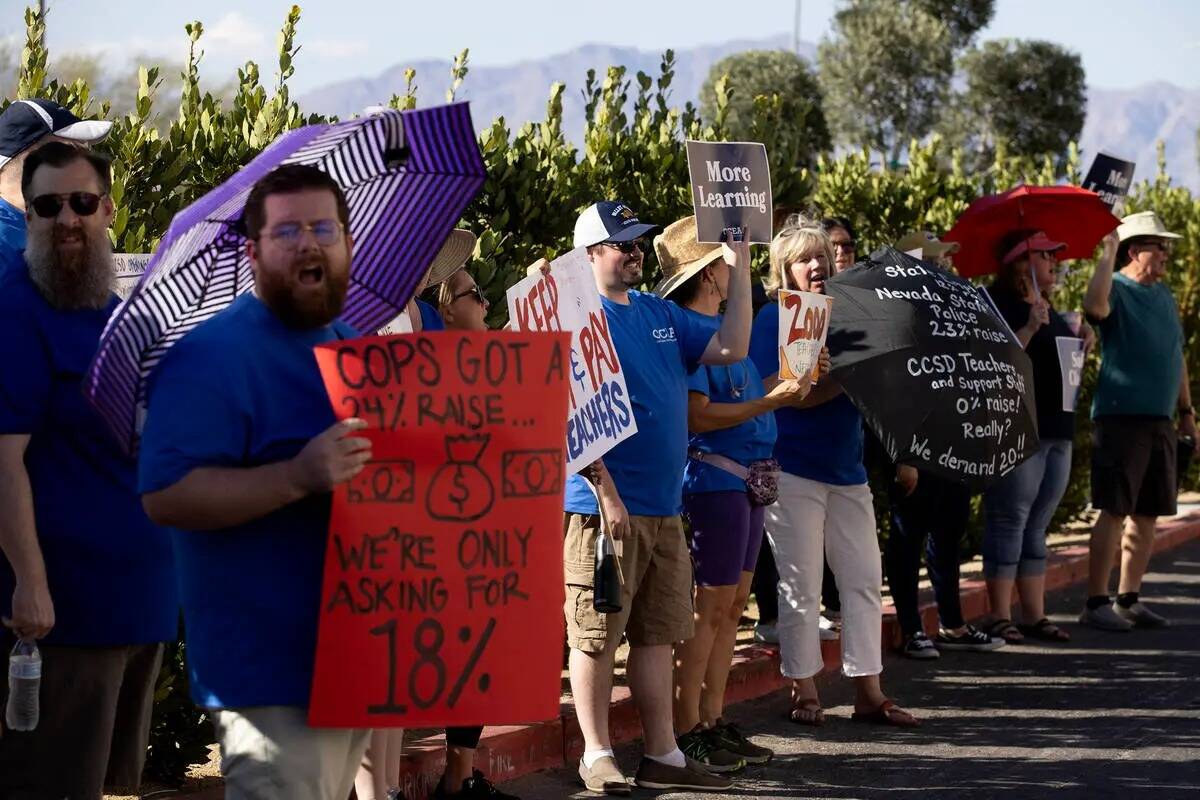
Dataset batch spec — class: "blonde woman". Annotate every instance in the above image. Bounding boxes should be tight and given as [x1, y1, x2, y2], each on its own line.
[746, 216, 919, 728]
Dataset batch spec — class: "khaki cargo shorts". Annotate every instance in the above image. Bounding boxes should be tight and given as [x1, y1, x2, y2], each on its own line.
[562, 512, 695, 652]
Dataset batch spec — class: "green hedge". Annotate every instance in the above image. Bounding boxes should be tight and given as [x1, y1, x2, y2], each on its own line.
[6, 4, 1199, 783]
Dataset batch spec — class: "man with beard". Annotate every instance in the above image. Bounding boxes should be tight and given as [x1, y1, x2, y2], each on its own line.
[138, 164, 372, 797]
[560, 201, 753, 793]
[0, 99, 112, 269]
[0, 142, 177, 798]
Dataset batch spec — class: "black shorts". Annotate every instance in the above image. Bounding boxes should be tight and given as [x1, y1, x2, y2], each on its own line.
[1090, 416, 1178, 518]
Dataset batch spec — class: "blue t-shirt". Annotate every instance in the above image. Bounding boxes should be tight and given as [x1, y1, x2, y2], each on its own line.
[0, 265, 177, 646]
[1091, 273, 1183, 419]
[748, 302, 866, 486]
[416, 298, 445, 331]
[563, 290, 712, 516]
[0, 198, 26, 269]
[138, 293, 356, 709]
[681, 308, 777, 495]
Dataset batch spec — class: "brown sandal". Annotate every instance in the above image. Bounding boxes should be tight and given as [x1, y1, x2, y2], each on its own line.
[787, 698, 825, 726]
[851, 699, 921, 728]
[1019, 618, 1071, 642]
[985, 618, 1025, 644]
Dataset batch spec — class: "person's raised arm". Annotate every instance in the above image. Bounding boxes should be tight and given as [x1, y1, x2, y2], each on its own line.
[1083, 231, 1120, 321]
[0, 434, 54, 640]
[142, 419, 371, 530]
[701, 238, 752, 365]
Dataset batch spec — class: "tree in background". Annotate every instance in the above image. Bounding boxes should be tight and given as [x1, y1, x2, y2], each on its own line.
[698, 50, 830, 169]
[910, 0, 995, 50]
[940, 39, 1086, 172]
[818, 0, 954, 166]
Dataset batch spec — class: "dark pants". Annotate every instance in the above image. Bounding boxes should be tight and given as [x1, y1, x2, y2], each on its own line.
[751, 535, 779, 624]
[885, 472, 972, 637]
[0, 641, 164, 800]
[821, 561, 841, 613]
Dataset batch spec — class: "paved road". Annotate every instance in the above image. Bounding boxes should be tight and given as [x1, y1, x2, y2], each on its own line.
[501, 539, 1200, 800]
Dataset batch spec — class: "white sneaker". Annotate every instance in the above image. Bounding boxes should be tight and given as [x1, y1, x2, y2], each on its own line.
[1079, 603, 1134, 632]
[1115, 601, 1169, 628]
[818, 614, 841, 641]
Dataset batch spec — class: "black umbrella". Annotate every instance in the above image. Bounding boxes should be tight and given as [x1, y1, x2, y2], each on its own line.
[825, 247, 1038, 489]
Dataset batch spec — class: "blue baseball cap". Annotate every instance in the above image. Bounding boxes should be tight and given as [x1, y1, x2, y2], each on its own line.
[573, 201, 659, 248]
[0, 99, 112, 169]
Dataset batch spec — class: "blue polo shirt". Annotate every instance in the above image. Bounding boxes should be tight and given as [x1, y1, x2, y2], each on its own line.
[0, 265, 177, 646]
[681, 308, 777, 495]
[138, 293, 356, 709]
[564, 290, 712, 516]
[416, 298, 445, 331]
[748, 302, 866, 486]
[0, 198, 25, 268]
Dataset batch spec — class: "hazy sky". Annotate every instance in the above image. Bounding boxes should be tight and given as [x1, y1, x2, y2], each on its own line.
[4, 0, 1198, 94]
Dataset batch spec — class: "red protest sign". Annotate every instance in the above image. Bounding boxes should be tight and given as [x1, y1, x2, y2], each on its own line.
[308, 331, 570, 728]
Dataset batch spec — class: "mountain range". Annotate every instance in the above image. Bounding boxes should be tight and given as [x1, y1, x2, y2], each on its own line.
[300, 36, 1200, 192]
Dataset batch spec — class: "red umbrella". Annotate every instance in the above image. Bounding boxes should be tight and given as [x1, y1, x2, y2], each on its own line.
[943, 185, 1120, 278]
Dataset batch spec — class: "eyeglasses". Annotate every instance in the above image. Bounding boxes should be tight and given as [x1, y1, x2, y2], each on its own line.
[29, 192, 105, 219]
[265, 219, 345, 249]
[601, 238, 648, 255]
[453, 285, 487, 306]
[832, 240, 856, 253]
[1137, 241, 1173, 255]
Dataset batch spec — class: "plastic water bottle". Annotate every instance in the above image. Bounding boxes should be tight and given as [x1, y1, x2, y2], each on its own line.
[6, 639, 41, 731]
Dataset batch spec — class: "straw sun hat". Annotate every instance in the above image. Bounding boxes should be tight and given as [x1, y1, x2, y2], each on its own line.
[653, 216, 726, 299]
[419, 229, 477, 291]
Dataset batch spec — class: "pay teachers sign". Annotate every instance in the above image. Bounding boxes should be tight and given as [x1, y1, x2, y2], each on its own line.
[685, 140, 773, 244]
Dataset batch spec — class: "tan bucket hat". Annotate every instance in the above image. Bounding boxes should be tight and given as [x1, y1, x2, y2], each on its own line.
[895, 230, 960, 259]
[1116, 211, 1181, 242]
[419, 229, 477, 291]
[653, 216, 726, 298]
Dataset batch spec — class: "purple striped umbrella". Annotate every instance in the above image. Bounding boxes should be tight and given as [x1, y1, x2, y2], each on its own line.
[85, 103, 485, 453]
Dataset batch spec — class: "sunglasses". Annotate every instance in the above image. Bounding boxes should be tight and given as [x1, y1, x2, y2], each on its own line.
[265, 219, 345, 250]
[29, 192, 105, 219]
[601, 238, 648, 255]
[453, 285, 487, 306]
[832, 240, 856, 252]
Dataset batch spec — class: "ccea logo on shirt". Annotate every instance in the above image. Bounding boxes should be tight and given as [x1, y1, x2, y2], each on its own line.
[652, 326, 677, 343]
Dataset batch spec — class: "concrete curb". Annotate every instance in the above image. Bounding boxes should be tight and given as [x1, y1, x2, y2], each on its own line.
[190, 512, 1200, 798]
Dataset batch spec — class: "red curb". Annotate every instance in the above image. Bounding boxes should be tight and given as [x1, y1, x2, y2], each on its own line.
[185, 513, 1200, 799]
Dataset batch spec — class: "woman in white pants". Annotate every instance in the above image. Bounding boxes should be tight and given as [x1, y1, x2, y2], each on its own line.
[747, 216, 919, 728]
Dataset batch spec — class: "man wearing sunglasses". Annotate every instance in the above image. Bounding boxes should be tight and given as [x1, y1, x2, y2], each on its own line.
[0, 142, 177, 798]
[562, 201, 753, 793]
[1081, 210, 1194, 633]
[138, 164, 372, 796]
[0, 99, 112, 271]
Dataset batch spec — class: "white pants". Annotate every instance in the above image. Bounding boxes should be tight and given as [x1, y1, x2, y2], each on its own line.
[212, 706, 371, 800]
[765, 472, 883, 679]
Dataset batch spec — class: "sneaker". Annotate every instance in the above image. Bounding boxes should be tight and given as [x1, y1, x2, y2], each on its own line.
[634, 755, 733, 791]
[901, 632, 940, 660]
[578, 756, 632, 795]
[753, 621, 779, 644]
[433, 770, 520, 799]
[711, 720, 773, 764]
[818, 614, 841, 641]
[1079, 603, 1134, 632]
[936, 625, 1005, 652]
[677, 727, 746, 773]
[1115, 601, 1169, 628]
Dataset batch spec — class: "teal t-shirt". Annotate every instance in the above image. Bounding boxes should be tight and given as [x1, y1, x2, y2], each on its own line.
[1091, 273, 1183, 419]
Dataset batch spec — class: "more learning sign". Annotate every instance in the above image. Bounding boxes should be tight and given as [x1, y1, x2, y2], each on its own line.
[1081, 153, 1135, 213]
[685, 140, 773, 244]
[506, 249, 637, 473]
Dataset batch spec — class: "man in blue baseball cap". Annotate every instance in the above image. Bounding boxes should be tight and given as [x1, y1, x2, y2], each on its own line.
[0, 99, 112, 269]
[560, 200, 755, 793]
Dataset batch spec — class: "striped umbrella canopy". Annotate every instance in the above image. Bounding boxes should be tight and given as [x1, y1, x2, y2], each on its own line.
[86, 103, 486, 453]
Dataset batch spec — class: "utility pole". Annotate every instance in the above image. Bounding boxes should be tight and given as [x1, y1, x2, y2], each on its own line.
[793, 0, 802, 55]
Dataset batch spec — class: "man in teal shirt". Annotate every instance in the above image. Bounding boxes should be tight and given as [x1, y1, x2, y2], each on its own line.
[1081, 211, 1195, 631]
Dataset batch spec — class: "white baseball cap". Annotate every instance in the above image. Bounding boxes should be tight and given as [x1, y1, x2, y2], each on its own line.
[573, 201, 659, 248]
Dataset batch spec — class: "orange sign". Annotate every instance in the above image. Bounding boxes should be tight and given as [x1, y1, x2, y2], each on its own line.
[308, 331, 570, 727]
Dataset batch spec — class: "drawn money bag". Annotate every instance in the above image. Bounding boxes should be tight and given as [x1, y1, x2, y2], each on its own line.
[426, 434, 494, 522]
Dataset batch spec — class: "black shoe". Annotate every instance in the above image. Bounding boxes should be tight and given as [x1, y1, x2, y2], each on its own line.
[901, 632, 940, 660]
[433, 770, 520, 799]
[936, 625, 1005, 652]
[710, 719, 773, 764]
[677, 727, 746, 773]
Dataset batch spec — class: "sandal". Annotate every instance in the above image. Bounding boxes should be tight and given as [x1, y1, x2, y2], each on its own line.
[984, 618, 1024, 644]
[1018, 618, 1071, 642]
[787, 698, 825, 726]
[851, 699, 921, 728]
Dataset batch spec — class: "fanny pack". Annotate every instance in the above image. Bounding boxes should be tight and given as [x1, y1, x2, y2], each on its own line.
[690, 450, 780, 506]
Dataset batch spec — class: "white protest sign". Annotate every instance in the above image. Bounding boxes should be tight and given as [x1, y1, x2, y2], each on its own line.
[112, 253, 150, 300]
[685, 140, 773, 244]
[777, 290, 832, 382]
[506, 248, 637, 473]
[1056, 336, 1086, 412]
[377, 308, 415, 335]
